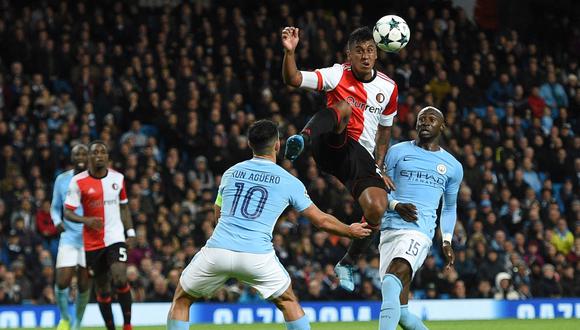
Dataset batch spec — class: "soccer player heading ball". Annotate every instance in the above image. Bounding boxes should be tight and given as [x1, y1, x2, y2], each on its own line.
[282, 26, 398, 291]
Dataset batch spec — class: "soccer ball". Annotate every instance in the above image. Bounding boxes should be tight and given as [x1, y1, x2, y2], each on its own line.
[373, 15, 411, 53]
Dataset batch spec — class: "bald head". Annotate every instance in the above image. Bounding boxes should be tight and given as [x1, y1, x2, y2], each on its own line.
[418, 106, 444, 121]
[71, 144, 88, 173]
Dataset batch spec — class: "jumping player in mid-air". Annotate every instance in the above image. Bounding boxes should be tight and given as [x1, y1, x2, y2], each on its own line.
[281, 26, 398, 291]
[379, 107, 463, 330]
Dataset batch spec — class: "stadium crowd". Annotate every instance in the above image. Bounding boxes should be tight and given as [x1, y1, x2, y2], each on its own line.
[0, 0, 579, 305]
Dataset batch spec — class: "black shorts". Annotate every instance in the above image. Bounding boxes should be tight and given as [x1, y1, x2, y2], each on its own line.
[312, 130, 386, 200]
[85, 242, 128, 277]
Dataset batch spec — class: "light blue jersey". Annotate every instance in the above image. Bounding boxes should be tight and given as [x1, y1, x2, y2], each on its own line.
[51, 170, 84, 248]
[206, 158, 313, 253]
[382, 141, 463, 240]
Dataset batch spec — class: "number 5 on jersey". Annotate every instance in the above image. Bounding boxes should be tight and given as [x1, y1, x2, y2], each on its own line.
[230, 182, 269, 219]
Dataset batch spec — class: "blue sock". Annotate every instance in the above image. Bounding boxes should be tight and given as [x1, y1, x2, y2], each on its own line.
[167, 319, 189, 330]
[74, 290, 90, 329]
[55, 286, 70, 321]
[379, 274, 402, 330]
[400, 305, 428, 330]
[286, 314, 310, 330]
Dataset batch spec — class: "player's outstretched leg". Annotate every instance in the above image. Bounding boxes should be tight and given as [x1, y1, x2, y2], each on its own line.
[336, 186, 386, 291]
[399, 305, 429, 330]
[285, 101, 348, 161]
[380, 274, 402, 330]
[270, 285, 310, 330]
[167, 283, 196, 330]
[55, 267, 74, 330]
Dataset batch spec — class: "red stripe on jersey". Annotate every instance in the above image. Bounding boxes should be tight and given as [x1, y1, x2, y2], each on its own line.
[120, 180, 128, 203]
[315, 70, 323, 90]
[65, 204, 77, 210]
[383, 83, 398, 116]
[78, 177, 106, 251]
[377, 72, 395, 84]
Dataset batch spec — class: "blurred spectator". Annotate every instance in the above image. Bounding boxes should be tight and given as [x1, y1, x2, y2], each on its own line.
[493, 272, 519, 300]
[551, 219, 574, 255]
[533, 264, 562, 298]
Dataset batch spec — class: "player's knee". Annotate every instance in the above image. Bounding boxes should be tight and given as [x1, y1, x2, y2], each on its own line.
[387, 259, 412, 284]
[112, 276, 127, 289]
[365, 202, 386, 224]
[56, 278, 69, 290]
[334, 100, 352, 118]
[272, 290, 298, 312]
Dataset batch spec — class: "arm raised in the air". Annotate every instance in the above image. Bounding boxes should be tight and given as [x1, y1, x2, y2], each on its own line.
[281, 26, 303, 87]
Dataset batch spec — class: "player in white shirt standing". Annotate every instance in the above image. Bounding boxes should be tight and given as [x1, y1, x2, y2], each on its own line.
[282, 26, 398, 291]
[64, 141, 135, 330]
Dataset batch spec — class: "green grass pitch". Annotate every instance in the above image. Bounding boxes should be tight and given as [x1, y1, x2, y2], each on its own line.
[23, 319, 579, 329]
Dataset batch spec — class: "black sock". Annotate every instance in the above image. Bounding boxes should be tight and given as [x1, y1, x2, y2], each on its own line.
[301, 108, 339, 143]
[116, 284, 132, 325]
[341, 216, 380, 265]
[97, 293, 115, 330]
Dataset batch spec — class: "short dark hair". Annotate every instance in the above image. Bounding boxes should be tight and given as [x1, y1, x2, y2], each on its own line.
[88, 140, 109, 152]
[247, 120, 279, 155]
[347, 27, 374, 49]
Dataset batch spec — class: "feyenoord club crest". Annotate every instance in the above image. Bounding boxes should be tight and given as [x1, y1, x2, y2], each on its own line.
[376, 93, 385, 103]
[436, 164, 447, 175]
[112, 183, 119, 190]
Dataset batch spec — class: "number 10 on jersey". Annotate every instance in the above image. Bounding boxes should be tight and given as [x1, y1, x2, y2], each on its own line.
[230, 182, 269, 219]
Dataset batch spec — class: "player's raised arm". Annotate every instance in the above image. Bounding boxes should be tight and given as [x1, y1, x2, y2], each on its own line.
[281, 26, 303, 87]
[300, 204, 371, 239]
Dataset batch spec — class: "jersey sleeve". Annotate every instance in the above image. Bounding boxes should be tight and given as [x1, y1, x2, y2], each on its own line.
[119, 179, 128, 204]
[379, 83, 398, 127]
[50, 175, 64, 226]
[215, 170, 231, 207]
[288, 178, 312, 212]
[300, 64, 343, 91]
[440, 162, 464, 242]
[64, 178, 81, 211]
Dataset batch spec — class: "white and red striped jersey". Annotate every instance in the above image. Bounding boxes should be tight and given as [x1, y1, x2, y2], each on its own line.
[301, 63, 398, 157]
[64, 169, 128, 251]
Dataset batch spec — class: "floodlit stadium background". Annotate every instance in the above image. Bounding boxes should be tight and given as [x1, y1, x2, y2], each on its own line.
[0, 0, 578, 327]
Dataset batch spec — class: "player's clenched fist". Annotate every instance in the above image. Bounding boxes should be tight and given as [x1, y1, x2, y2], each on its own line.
[347, 222, 372, 239]
[281, 26, 299, 52]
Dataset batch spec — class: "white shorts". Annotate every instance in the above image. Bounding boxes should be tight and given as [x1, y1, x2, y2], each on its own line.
[56, 244, 86, 268]
[379, 229, 432, 279]
[180, 247, 291, 300]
